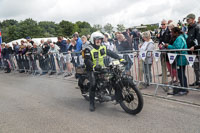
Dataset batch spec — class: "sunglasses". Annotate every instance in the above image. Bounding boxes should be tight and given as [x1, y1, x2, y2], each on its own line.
[161, 24, 166, 25]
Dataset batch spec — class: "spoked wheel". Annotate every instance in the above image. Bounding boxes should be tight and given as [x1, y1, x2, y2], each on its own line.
[120, 81, 144, 115]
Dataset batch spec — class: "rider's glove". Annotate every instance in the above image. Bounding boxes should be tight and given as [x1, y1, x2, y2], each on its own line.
[94, 65, 102, 71]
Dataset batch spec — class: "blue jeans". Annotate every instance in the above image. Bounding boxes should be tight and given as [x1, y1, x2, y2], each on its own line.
[143, 63, 152, 85]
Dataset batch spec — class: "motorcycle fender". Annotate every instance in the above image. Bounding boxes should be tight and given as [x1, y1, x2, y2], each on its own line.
[122, 75, 134, 86]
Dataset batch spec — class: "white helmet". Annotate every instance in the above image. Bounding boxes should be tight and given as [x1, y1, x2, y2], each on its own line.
[90, 31, 104, 44]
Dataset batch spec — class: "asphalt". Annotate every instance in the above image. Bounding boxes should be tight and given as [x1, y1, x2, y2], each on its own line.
[0, 72, 200, 133]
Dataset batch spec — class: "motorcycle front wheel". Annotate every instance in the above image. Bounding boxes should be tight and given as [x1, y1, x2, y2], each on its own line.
[120, 81, 144, 115]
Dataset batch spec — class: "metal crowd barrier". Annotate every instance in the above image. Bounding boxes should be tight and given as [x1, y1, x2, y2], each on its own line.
[117, 49, 200, 95]
[1, 49, 200, 95]
[0, 51, 84, 77]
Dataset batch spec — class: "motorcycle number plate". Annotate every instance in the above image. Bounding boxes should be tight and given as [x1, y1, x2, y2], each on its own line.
[112, 60, 120, 65]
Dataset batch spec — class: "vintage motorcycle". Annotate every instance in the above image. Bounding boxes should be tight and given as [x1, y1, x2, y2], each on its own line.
[76, 60, 143, 115]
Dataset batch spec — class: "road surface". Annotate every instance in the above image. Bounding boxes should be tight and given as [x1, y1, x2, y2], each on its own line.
[0, 73, 200, 133]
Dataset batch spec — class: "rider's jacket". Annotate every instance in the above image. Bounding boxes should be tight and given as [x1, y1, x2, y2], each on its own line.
[83, 43, 121, 71]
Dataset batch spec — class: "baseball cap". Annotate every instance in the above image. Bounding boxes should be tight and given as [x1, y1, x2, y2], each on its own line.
[185, 13, 196, 19]
[26, 36, 31, 40]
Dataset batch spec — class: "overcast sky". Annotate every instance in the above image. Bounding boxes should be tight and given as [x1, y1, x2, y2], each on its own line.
[0, 0, 199, 27]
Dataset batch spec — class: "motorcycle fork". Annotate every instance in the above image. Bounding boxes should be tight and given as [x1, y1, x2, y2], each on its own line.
[114, 78, 124, 102]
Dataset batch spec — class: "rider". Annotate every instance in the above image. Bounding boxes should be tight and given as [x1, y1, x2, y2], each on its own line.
[83, 32, 126, 111]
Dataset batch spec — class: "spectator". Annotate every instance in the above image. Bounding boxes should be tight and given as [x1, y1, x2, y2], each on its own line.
[57, 36, 68, 53]
[47, 39, 52, 45]
[40, 39, 44, 47]
[13, 42, 20, 55]
[57, 36, 68, 73]
[7, 43, 15, 70]
[63, 39, 72, 77]
[73, 33, 82, 52]
[72, 33, 82, 68]
[43, 42, 50, 55]
[16, 41, 24, 73]
[123, 29, 132, 49]
[131, 29, 140, 50]
[167, 22, 178, 84]
[158, 19, 171, 84]
[103, 33, 115, 51]
[48, 43, 60, 54]
[32, 42, 43, 74]
[19, 40, 27, 55]
[19, 43, 29, 73]
[48, 43, 60, 75]
[26, 43, 34, 73]
[42, 42, 50, 73]
[115, 34, 133, 75]
[114, 32, 121, 41]
[68, 39, 76, 53]
[1, 43, 11, 73]
[165, 27, 188, 95]
[23, 43, 30, 72]
[103, 33, 115, 66]
[181, 24, 187, 33]
[185, 13, 200, 87]
[140, 31, 155, 86]
[26, 37, 34, 45]
[81, 35, 89, 50]
[68, 39, 78, 68]
[115, 34, 131, 51]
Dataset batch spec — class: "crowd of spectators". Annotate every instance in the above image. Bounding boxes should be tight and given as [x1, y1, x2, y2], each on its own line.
[0, 13, 200, 96]
[156, 13, 200, 95]
[0, 28, 141, 76]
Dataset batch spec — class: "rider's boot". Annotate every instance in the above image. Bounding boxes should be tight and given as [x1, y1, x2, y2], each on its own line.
[89, 101, 95, 112]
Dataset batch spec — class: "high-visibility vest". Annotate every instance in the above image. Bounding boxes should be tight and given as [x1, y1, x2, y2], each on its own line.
[90, 45, 107, 68]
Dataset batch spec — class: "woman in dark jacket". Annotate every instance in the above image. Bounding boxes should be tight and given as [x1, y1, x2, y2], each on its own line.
[1, 44, 11, 73]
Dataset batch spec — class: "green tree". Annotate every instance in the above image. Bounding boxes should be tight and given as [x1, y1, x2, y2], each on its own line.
[1, 19, 19, 42]
[17, 18, 44, 38]
[2, 19, 18, 27]
[92, 24, 102, 32]
[75, 21, 93, 36]
[7, 25, 19, 42]
[0, 21, 2, 29]
[104, 23, 113, 33]
[79, 28, 91, 36]
[59, 20, 78, 37]
[39, 21, 57, 37]
[117, 24, 125, 32]
[1, 27, 9, 43]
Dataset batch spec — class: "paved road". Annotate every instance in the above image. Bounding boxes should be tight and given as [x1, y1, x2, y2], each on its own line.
[0, 73, 200, 133]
